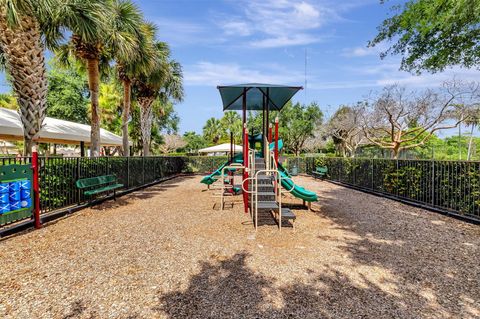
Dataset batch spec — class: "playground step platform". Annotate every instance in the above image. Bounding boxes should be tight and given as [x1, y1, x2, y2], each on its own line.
[256, 184, 274, 190]
[257, 192, 276, 196]
[257, 201, 279, 210]
[279, 208, 296, 220]
[256, 175, 273, 181]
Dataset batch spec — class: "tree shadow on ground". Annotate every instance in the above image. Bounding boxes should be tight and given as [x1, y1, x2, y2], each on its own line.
[154, 252, 446, 319]
[312, 184, 480, 318]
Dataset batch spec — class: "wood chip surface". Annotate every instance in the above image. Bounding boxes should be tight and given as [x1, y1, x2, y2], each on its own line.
[0, 175, 479, 318]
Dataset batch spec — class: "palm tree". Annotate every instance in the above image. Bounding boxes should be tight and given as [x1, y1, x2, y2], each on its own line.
[0, 0, 57, 154]
[220, 111, 242, 142]
[134, 42, 184, 156]
[56, 0, 140, 156]
[116, 21, 157, 156]
[203, 117, 223, 144]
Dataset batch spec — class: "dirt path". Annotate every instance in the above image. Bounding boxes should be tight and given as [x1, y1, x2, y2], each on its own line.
[0, 175, 479, 318]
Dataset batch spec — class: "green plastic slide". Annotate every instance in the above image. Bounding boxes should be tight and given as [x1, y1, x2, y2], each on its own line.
[277, 163, 318, 202]
[200, 153, 243, 185]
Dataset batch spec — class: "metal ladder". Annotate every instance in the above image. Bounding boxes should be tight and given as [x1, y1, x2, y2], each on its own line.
[242, 144, 296, 231]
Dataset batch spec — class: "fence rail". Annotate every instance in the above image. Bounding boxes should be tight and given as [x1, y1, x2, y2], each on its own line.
[2, 155, 479, 229]
[304, 157, 480, 222]
[0, 156, 185, 227]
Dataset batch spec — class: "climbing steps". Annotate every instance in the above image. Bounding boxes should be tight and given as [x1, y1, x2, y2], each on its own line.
[249, 157, 296, 229]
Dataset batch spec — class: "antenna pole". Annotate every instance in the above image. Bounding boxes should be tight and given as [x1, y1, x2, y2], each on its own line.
[304, 47, 307, 104]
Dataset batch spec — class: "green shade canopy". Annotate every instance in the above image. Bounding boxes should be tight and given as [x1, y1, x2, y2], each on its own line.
[217, 83, 302, 111]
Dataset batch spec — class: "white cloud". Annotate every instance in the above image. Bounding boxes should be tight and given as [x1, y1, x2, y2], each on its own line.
[250, 34, 320, 48]
[221, 20, 252, 36]
[184, 61, 304, 86]
[218, 0, 335, 48]
[344, 47, 375, 57]
[155, 19, 224, 46]
[342, 43, 388, 57]
[309, 63, 480, 90]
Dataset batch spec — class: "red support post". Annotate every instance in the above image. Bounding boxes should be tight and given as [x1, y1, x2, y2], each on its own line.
[243, 127, 249, 213]
[32, 145, 42, 229]
[274, 117, 279, 165]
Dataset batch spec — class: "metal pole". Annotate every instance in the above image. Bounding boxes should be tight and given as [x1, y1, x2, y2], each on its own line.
[431, 160, 435, 206]
[32, 145, 42, 229]
[127, 156, 130, 189]
[262, 95, 266, 157]
[80, 141, 85, 157]
[230, 132, 233, 163]
[242, 89, 249, 214]
[244, 127, 249, 214]
[275, 117, 279, 165]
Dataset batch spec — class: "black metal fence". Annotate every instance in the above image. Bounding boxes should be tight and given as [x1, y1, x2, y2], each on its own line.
[0, 156, 185, 221]
[304, 157, 480, 222]
[2, 154, 480, 228]
[38, 156, 185, 214]
[182, 156, 228, 174]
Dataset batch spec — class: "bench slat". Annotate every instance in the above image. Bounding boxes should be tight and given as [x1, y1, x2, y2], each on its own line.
[84, 184, 123, 196]
[76, 175, 117, 189]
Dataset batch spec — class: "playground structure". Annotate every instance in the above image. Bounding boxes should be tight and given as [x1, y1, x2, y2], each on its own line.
[201, 83, 318, 230]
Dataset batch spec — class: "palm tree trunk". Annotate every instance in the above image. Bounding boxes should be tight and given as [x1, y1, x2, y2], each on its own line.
[121, 79, 132, 156]
[138, 96, 155, 156]
[0, 13, 47, 156]
[86, 58, 101, 157]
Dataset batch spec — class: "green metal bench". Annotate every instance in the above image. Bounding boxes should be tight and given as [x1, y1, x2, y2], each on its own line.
[76, 175, 123, 202]
[312, 166, 328, 179]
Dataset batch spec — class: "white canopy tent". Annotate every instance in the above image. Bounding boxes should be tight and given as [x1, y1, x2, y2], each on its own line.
[198, 143, 242, 154]
[0, 107, 123, 146]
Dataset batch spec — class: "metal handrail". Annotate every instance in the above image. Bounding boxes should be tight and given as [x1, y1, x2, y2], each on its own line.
[220, 164, 245, 211]
[255, 168, 282, 230]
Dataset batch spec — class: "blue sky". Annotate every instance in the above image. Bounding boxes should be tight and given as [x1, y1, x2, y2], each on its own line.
[1, 0, 479, 135]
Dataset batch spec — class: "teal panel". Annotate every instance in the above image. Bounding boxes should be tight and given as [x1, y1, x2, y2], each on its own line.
[217, 83, 302, 111]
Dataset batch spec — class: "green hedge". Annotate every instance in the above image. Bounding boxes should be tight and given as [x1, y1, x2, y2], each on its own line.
[306, 157, 480, 221]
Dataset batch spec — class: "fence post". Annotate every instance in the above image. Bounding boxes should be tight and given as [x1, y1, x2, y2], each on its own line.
[431, 160, 435, 206]
[396, 159, 399, 197]
[32, 146, 42, 229]
[142, 156, 145, 185]
[371, 158, 374, 190]
[127, 156, 130, 189]
[77, 157, 81, 205]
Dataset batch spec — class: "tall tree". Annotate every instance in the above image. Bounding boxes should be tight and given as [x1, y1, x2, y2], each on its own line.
[47, 61, 89, 124]
[0, 0, 57, 154]
[181, 131, 208, 154]
[220, 111, 242, 142]
[117, 22, 156, 156]
[134, 42, 184, 156]
[370, 0, 480, 73]
[56, 0, 140, 156]
[112, 2, 155, 156]
[361, 82, 479, 159]
[203, 117, 223, 144]
[327, 104, 365, 157]
[279, 101, 323, 156]
[464, 106, 480, 160]
[98, 80, 122, 135]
